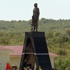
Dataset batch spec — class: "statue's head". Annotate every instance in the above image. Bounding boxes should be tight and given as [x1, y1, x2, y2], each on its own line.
[34, 3, 38, 7]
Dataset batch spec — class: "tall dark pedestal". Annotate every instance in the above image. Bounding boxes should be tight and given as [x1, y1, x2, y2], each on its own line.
[19, 32, 52, 70]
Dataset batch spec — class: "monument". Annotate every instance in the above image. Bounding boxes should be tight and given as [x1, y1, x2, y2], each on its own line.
[19, 3, 52, 70]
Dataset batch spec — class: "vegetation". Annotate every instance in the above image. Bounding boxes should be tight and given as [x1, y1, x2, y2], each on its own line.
[0, 18, 70, 70]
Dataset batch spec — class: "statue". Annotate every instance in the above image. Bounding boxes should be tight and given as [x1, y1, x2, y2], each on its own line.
[31, 3, 40, 32]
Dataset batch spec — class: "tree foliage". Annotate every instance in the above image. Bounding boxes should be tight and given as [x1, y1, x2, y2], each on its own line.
[0, 19, 70, 70]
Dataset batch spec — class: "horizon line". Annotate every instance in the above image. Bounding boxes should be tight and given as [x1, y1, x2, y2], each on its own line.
[0, 18, 70, 21]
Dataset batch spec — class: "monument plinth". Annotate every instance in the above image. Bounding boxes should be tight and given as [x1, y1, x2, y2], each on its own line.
[19, 32, 52, 70]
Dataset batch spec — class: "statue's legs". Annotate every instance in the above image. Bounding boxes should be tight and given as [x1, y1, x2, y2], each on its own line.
[35, 25, 38, 32]
[31, 16, 39, 32]
[34, 21, 38, 32]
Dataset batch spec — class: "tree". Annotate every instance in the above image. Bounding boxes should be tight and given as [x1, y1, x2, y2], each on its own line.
[66, 29, 70, 37]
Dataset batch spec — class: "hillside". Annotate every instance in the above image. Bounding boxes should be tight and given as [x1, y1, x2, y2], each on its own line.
[0, 18, 70, 70]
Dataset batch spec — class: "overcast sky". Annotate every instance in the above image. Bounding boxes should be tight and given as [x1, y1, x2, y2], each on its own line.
[0, 0, 70, 20]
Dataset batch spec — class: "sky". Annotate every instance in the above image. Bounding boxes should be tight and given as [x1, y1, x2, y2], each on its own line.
[0, 0, 70, 20]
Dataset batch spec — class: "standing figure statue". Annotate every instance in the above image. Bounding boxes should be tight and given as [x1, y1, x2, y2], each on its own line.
[31, 3, 40, 32]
